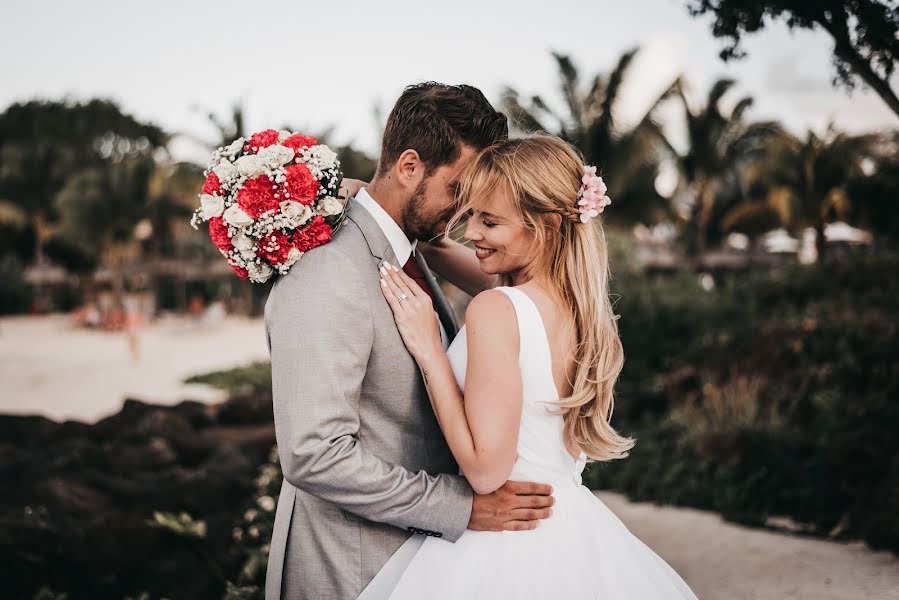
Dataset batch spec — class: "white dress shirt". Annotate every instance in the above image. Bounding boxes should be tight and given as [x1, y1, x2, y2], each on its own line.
[354, 188, 417, 267]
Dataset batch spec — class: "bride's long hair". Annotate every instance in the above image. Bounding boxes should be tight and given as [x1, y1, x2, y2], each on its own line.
[448, 135, 634, 462]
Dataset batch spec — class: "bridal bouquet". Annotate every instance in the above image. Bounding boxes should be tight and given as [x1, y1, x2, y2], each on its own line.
[191, 129, 347, 283]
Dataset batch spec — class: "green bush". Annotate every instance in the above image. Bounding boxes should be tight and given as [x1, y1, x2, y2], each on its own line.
[185, 361, 272, 395]
[588, 255, 899, 552]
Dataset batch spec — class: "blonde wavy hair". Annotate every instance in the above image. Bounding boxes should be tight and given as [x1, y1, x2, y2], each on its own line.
[448, 135, 634, 462]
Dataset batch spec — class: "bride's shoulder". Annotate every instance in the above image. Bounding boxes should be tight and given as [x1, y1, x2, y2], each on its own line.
[464, 288, 518, 337]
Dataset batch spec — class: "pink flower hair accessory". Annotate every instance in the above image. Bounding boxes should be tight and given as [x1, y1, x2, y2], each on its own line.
[577, 165, 611, 223]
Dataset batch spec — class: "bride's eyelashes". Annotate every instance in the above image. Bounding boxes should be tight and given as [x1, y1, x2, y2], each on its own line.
[465, 209, 498, 228]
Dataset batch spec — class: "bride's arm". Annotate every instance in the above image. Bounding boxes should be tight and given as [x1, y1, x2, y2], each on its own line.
[419, 238, 499, 297]
[380, 263, 521, 495]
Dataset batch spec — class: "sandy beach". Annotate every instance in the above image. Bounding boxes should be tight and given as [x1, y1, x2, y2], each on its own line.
[0, 314, 270, 422]
[2, 313, 898, 598]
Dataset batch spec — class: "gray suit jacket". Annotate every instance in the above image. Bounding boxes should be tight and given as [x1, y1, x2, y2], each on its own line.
[264, 199, 474, 600]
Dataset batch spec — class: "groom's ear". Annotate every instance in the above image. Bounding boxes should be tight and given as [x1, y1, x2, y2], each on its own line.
[394, 149, 425, 189]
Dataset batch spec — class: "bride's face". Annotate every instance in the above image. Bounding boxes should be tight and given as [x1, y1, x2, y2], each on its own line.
[463, 187, 538, 278]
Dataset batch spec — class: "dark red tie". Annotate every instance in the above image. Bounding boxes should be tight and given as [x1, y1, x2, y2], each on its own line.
[403, 257, 434, 303]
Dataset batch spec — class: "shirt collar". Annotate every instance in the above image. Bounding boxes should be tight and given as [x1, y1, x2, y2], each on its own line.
[354, 188, 416, 266]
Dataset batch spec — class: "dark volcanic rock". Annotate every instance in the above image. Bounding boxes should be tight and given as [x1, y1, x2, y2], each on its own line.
[0, 394, 276, 600]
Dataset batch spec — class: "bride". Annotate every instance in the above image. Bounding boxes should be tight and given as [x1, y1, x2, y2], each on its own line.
[360, 135, 698, 599]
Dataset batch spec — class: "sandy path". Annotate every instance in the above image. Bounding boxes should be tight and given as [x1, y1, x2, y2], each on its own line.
[599, 491, 899, 599]
[0, 314, 270, 422]
[3, 314, 898, 597]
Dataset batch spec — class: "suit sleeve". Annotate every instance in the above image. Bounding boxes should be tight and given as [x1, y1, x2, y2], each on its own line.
[265, 247, 473, 541]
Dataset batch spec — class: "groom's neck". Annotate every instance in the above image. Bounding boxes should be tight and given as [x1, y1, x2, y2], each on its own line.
[366, 177, 407, 233]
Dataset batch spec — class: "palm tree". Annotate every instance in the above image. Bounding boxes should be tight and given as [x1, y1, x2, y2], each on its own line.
[669, 79, 782, 254]
[740, 126, 881, 259]
[502, 49, 681, 226]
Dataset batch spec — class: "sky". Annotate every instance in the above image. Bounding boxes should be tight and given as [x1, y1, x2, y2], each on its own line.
[3, 0, 896, 164]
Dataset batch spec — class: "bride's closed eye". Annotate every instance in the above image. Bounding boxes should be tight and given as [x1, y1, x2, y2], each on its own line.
[466, 209, 498, 228]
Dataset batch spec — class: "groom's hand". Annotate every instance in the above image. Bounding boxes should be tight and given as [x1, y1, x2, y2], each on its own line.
[467, 480, 554, 532]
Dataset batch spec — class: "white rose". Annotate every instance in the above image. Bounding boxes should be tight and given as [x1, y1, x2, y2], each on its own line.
[199, 194, 224, 219]
[248, 262, 273, 283]
[280, 200, 313, 226]
[257, 144, 295, 169]
[257, 495, 276, 512]
[283, 247, 303, 268]
[317, 196, 344, 217]
[277, 130, 292, 142]
[223, 204, 254, 227]
[231, 233, 254, 252]
[225, 137, 245, 156]
[212, 159, 239, 183]
[234, 154, 265, 178]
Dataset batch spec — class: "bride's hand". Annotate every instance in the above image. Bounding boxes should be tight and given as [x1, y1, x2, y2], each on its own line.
[379, 262, 443, 362]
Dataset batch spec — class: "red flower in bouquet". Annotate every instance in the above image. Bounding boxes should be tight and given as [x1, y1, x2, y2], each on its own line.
[237, 175, 280, 218]
[229, 262, 250, 280]
[293, 216, 333, 252]
[248, 129, 280, 151]
[283, 164, 320, 205]
[257, 230, 292, 265]
[202, 172, 222, 195]
[282, 134, 318, 155]
[208, 217, 232, 251]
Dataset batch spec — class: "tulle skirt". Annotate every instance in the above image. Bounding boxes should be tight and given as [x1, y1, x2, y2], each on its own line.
[359, 484, 698, 599]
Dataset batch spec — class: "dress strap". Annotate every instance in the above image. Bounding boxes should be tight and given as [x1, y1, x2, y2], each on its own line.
[492, 286, 553, 375]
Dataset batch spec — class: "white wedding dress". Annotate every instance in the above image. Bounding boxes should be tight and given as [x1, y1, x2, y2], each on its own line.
[359, 286, 698, 599]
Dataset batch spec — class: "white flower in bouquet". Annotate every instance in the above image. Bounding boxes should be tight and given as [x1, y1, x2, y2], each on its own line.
[231, 232, 255, 253]
[235, 154, 266, 178]
[224, 204, 254, 228]
[317, 196, 344, 217]
[199, 194, 225, 219]
[248, 261, 274, 283]
[258, 144, 296, 170]
[280, 200, 313, 226]
[301, 145, 339, 179]
[283, 247, 303, 268]
[225, 137, 245, 156]
[212, 158, 239, 184]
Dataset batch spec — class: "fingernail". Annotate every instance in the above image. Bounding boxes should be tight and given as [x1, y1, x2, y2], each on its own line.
[380, 279, 387, 287]
[379, 266, 387, 275]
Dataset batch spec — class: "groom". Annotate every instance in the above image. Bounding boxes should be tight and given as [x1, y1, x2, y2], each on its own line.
[264, 82, 555, 600]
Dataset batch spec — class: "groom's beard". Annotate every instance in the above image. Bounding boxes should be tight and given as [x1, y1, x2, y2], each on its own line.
[401, 179, 452, 243]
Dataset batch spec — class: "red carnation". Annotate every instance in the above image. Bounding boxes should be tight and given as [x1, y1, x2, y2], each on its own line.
[202, 172, 222, 195]
[208, 217, 232, 251]
[282, 163, 320, 206]
[229, 262, 249, 280]
[292, 216, 333, 252]
[248, 129, 280, 151]
[282, 134, 318, 154]
[256, 230, 292, 265]
[237, 175, 280, 218]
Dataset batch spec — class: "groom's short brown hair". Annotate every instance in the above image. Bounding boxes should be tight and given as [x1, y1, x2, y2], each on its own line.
[377, 82, 508, 175]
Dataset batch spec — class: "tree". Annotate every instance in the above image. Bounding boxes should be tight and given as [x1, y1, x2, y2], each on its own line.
[764, 127, 882, 257]
[503, 50, 681, 225]
[685, 0, 899, 119]
[670, 79, 783, 253]
[0, 99, 167, 265]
